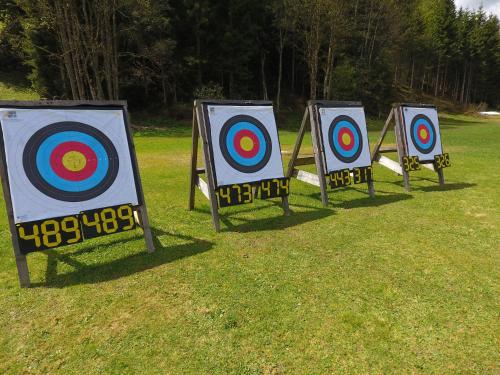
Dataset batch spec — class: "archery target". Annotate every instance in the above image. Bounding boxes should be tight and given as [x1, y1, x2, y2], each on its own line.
[402, 107, 442, 161]
[318, 106, 371, 173]
[206, 105, 284, 186]
[0, 108, 140, 223]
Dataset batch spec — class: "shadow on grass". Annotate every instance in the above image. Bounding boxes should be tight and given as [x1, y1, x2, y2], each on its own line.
[193, 198, 333, 233]
[335, 193, 413, 209]
[220, 207, 333, 233]
[415, 182, 476, 192]
[34, 228, 213, 288]
[390, 178, 476, 192]
[440, 117, 483, 128]
[292, 187, 412, 210]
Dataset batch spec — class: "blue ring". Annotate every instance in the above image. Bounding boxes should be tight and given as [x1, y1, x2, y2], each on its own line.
[412, 119, 435, 150]
[332, 120, 360, 158]
[225, 122, 267, 167]
[35, 131, 109, 192]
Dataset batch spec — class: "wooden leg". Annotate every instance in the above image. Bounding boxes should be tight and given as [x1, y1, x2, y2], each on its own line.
[368, 180, 375, 198]
[402, 171, 411, 192]
[309, 108, 329, 208]
[319, 176, 329, 207]
[138, 205, 155, 253]
[188, 108, 199, 211]
[209, 196, 221, 232]
[394, 106, 411, 192]
[15, 255, 30, 288]
[282, 196, 291, 216]
[437, 168, 445, 187]
[287, 109, 309, 178]
[371, 109, 394, 162]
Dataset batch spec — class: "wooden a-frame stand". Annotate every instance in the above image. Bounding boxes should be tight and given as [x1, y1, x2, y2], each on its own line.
[188, 100, 290, 232]
[371, 103, 445, 192]
[0, 100, 155, 288]
[287, 101, 375, 207]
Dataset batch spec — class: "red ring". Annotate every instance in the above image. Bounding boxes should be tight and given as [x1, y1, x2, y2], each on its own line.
[337, 128, 355, 151]
[233, 129, 260, 158]
[417, 124, 430, 143]
[50, 141, 98, 181]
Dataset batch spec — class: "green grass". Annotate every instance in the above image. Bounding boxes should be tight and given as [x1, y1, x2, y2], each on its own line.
[0, 104, 499, 373]
[0, 72, 40, 101]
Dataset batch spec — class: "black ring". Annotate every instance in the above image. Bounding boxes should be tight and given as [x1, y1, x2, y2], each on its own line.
[219, 115, 272, 174]
[328, 115, 363, 163]
[409, 114, 437, 154]
[22, 122, 119, 202]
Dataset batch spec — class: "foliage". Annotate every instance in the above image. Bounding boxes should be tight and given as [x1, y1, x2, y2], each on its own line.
[0, 0, 498, 111]
[193, 82, 224, 99]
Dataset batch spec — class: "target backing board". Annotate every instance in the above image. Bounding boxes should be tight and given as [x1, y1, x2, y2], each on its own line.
[0, 106, 141, 223]
[189, 100, 290, 232]
[317, 105, 372, 173]
[203, 103, 285, 187]
[401, 106, 443, 161]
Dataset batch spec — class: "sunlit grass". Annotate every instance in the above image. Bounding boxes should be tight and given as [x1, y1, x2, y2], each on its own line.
[0, 93, 498, 373]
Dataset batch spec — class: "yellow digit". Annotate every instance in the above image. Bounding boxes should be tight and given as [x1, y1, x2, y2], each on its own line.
[18, 224, 41, 248]
[261, 181, 271, 197]
[403, 157, 409, 172]
[83, 212, 102, 234]
[353, 168, 361, 184]
[366, 166, 372, 181]
[343, 169, 351, 185]
[101, 208, 118, 234]
[233, 184, 242, 203]
[218, 187, 231, 205]
[118, 205, 135, 230]
[41, 220, 62, 248]
[445, 154, 450, 167]
[335, 171, 344, 185]
[272, 178, 280, 195]
[279, 178, 289, 194]
[330, 173, 337, 187]
[241, 184, 252, 203]
[61, 217, 81, 244]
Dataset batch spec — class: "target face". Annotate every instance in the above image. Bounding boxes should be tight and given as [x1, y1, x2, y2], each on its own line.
[0, 107, 140, 223]
[328, 115, 363, 163]
[205, 104, 285, 187]
[402, 107, 443, 161]
[23, 122, 119, 202]
[219, 115, 272, 174]
[318, 106, 371, 173]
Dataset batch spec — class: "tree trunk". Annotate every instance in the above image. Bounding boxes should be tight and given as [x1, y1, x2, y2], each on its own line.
[261, 52, 268, 100]
[276, 30, 284, 112]
[434, 56, 441, 97]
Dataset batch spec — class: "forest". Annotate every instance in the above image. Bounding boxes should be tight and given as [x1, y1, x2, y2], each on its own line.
[0, 0, 499, 114]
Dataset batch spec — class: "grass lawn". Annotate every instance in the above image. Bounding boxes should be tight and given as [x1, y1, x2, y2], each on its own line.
[0, 105, 499, 373]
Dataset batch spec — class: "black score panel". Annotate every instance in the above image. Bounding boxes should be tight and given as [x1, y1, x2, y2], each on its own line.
[434, 153, 451, 169]
[216, 183, 254, 208]
[16, 215, 83, 254]
[80, 204, 136, 239]
[402, 156, 421, 172]
[352, 166, 373, 185]
[257, 178, 290, 200]
[328, 169, 352, 189]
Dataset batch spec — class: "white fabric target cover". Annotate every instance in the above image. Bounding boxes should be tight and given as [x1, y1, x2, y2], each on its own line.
[206, 105, 284, 187]
[402, 107, 443, 161]
[318, 106, 372, 173]
[0, 108, 139, 223]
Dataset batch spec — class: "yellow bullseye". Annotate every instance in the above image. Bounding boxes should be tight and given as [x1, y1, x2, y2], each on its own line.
[62, 151, 87, 172]
[419, 128, 428, 139]
[342, 133, 352, 146]
[240, 136, 254, 151]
